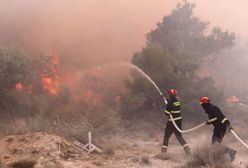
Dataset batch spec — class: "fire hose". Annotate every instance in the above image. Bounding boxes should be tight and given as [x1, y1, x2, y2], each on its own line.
[163, 94, 248, 150]
[163, 95, 248, 149]
[164, 99, 248, 149]
[161, 98, 207, 133]
[230, 130, 248, 149]
[169, 114, 206, 133]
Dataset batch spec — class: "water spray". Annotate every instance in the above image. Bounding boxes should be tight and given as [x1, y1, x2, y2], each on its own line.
[100, 62, 165, 100]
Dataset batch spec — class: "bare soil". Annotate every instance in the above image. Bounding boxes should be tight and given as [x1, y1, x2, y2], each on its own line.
[0, 129, 247, 168]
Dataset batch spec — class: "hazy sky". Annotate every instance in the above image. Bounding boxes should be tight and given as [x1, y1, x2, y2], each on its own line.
[0, 0, 247, 69]
[189, 0, 248, 38]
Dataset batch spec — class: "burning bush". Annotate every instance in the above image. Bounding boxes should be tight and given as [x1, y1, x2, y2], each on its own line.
[0, 45, 122, 140]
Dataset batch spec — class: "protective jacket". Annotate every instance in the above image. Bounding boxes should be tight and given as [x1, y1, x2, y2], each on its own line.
[164, 97, 182, 122]
[203, 103, 231, 128]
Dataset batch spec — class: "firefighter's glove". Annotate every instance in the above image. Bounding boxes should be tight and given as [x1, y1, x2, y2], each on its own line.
[162, 96, 168, 104]
[163, 96, 166, 100]
[227, 125, 233, 131]
[205, 121, 211, 125]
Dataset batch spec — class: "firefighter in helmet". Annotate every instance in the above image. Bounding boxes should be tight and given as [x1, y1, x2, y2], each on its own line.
[162, 89, 191, 155]
[199, 96, 236, 161]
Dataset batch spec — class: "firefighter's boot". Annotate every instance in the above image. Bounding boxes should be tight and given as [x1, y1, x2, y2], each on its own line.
[183, 145, 191, 156]
[161, 146, 167, 153]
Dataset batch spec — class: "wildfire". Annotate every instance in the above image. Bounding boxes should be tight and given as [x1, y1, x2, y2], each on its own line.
[13, 51, 113, 103]
[40, 51, 60, 96]
[227, 96, 239, 103]
[42, 76, 58, 95]
[15, 82, 24, 91]
[83, 90, 102, 106]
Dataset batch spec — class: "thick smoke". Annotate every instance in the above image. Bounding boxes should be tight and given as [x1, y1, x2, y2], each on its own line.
[1, 0, 248, 70]
[0, 0, 178, 72]
[1, 0, 248, 102]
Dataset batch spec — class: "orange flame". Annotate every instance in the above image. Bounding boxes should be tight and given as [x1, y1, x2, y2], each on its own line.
[15, 82, 24, 91]
[42, 76, 58, 95]
[39, 51, 60, 96]
[227, 96, 239, 103]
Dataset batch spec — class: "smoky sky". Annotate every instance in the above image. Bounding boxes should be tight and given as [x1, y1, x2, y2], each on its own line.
[0, 0, 247, 71]
[0, 0, 174, 70]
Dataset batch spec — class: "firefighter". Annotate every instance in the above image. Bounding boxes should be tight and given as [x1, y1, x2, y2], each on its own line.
[199, 96, 236, 161]
[161, 89, 191, 155]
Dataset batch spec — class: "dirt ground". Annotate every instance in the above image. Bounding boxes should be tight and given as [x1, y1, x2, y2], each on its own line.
[0, 127, 247, 168]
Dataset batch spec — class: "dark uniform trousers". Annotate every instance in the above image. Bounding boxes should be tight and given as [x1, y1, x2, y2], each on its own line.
[212, 125, 227, 144]
[163, 120, 187, 147]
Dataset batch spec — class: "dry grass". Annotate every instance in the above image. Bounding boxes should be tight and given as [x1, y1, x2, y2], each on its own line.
[92, 161, 104, 167]
[0, 110, 119, 144]
[155, 152, 170, 160]
[54, 162, 65, 168]
[11, 160, 36, 168]
[103, 146, 115, 156]
[101, 138, 130, 156]
[181, 143, 234, 168]
[141, 155, 151, 165]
